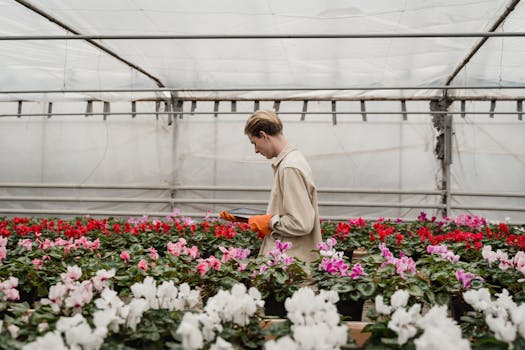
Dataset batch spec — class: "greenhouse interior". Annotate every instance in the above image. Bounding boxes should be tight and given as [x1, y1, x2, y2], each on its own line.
[1, 1, 525, 349]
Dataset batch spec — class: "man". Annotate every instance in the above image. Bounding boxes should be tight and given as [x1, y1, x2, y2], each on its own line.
[221, 110, 321, 262]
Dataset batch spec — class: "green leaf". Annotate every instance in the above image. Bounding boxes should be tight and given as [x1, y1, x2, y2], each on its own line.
[356, 282, 377, 297]
[408, 284, 424, 297]
[435, 293, 450, 306]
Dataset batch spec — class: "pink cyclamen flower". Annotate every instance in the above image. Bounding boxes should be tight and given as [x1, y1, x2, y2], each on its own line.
[186, 245, 200, 258]
[197, 261, 209, 277]
[32, 258, 43, 269]
[0, 247, 6, 262]
[120, 251, 131, 262]
[138, 259, 148, 271]
[148, 247, 159, 260]
[18, 239, 33, 251]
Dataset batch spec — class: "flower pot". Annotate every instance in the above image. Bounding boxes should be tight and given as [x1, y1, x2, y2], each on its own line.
[450, 296, 473, 322]
[344, 248, 354, 261]
[264, 296, 287, 318]
[351, 248, 368, 263]
[347, 321, 372, 348]
[337, 298, 365, 321]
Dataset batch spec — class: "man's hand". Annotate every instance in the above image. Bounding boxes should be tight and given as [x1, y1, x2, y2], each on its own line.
[248, 214, 273, 236]
[219, 211, 241, 222]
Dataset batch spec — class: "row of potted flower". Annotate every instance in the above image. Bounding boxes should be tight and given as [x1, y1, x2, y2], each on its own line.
[0, 212, 525, 348]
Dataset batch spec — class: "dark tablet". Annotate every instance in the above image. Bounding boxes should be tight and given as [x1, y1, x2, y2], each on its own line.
[228, 207, 266, 222]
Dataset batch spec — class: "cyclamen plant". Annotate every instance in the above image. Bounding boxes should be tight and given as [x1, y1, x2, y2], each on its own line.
[378, 243, 417, 280]
[462, 287, 525, 347]
[265, 287, 351, 350]
[317, 238, 365, 279]
[365, 290, 470, 349]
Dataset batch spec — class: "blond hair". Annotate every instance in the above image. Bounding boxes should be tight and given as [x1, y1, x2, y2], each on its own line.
[244, 110, 283, 137]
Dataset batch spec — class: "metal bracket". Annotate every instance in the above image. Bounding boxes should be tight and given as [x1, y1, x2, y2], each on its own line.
[103, 102, 110, 120]
[47, 102, 53, 118]
[214, 101, 219, 118]
[273, 100, 281, 113]
[300, 101, 308, 121]
[84, 100, 93, 117]
[401, 99, 407, 121]
[131, 101, 137, 118]
[331, 100, 337, 125]
[361, 100, 367, 122]
[489, 100, 496, 118]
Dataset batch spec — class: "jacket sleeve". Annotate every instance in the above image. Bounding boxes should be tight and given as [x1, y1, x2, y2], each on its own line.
[272, 167, 315, 237]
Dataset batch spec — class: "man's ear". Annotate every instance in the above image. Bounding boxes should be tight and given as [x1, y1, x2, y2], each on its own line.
[259, 131, 268, 139]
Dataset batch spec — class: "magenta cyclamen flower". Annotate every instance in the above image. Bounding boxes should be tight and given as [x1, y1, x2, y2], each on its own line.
[455, 268, 483, 289]
[350, 263, 365, 279]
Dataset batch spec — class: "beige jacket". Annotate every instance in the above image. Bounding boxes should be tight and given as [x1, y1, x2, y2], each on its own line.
[258, 144, 322, 262]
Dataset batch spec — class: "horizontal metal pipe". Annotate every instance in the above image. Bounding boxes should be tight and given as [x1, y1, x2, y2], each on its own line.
[451, 191, 525, 198]
[451, 205, 525, 212]
[0, 209, 522, 224]
[0, 196, 445, 209]
[2, 111, 524, 118]
[1, 33, 524, 40]
[0, 183, 171, 190]
[0, 196, 171, 203]
[0, 208, 172, 217]
[2, 183, 523, 198]
[2, 85, 525, 94]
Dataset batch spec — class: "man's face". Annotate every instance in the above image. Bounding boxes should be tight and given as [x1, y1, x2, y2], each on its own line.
[248, 132, 274, 159]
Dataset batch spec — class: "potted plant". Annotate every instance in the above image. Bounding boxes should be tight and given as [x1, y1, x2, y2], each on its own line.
[310, 237, 376, 321]
[249, 240, 308, 318]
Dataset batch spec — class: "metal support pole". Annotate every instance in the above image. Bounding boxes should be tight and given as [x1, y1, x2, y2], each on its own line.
[430, 95, 453, 216]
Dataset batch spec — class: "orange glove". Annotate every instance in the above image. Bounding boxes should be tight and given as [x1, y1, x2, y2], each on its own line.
[220, 210, 241, 222]
[248, 214, 273, 236]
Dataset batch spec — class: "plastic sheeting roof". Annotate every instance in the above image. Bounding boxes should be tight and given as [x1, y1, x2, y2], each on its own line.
[1, 0, 525, 101]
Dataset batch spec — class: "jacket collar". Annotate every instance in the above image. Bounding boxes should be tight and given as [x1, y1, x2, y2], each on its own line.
[272, 144, 297, 170]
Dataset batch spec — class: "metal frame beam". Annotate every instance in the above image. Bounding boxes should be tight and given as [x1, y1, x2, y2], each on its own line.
[13, 0, 165, 88]
[445, 0, 521, 85]
[2, 32, 525, 40]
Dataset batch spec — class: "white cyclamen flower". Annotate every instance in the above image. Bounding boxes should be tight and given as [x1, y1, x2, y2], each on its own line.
[485, 314, 517, 344]
[156, 280, 179, 310]
[125, 298, 150, 331]
[390, 289, 410, 310]
[293, 323, 348, 350]
[495, 289, 517, 315]
[374, 295, 392, 315]
[264, 336, 298, 350]
[210, 336, 235, 350]
[388, 304, 421, 345]
[22, 331, 68, 350]
[130, 276, 159, 309]
[176, 312, 204, 350]
[415, 305, 470, 350]
[178, 282, 201, 309]
[198, 313, 223, 342]
[463, 288, 492, 312]
[7, 324, 20, 339]
[511, 304, 525, 338]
